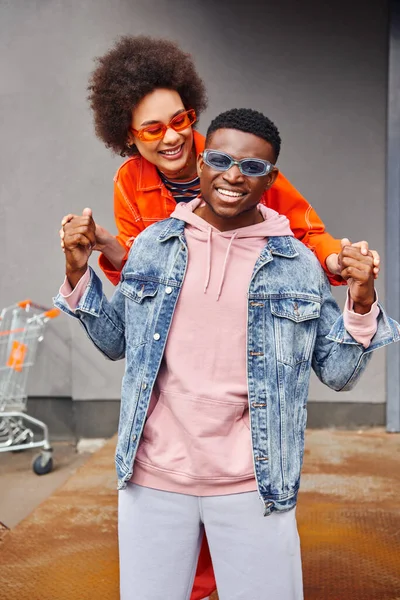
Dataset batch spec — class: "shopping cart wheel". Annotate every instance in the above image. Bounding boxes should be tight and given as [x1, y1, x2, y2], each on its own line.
[32, 452, 53, 475]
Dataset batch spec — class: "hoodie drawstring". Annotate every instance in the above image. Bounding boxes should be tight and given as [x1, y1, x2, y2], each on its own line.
[204, 229, 238, 301]
[204, 228, 212, 293]
[216, 232, 238, 301]
[172, 197, 293, 303]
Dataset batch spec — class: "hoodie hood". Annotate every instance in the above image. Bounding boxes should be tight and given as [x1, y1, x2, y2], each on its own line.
[170, 197, 294, 300]
[171, 197, 293, 239]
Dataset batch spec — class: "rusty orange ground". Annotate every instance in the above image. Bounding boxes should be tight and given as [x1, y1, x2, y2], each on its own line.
[0, 429, 399, 600]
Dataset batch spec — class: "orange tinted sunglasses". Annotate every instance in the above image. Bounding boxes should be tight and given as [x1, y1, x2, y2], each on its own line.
[131, 109, 197, 142]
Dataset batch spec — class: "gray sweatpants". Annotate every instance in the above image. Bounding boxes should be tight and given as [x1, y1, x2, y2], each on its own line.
[118, 483, 303, 600]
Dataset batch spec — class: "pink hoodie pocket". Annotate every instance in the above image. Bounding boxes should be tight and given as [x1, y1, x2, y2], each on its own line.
[136, 391, 254, 481]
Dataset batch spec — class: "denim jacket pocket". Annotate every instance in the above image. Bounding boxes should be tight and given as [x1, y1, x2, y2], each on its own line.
[271, 297, 320, 366]
[120, 275, 160, 348]
[271, 297, 320, 323]
[120, 275, 159, 303]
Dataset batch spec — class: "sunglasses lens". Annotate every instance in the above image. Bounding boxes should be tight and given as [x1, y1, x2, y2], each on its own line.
[171, 110, 196, 132]
[241, 160, 268, 176]
[141, 124, 166, 141]
[206, 151, 232, 170]
[136, 110, 196, 142]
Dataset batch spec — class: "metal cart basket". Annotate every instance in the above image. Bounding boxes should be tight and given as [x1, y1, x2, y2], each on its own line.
[0, 300, 60, 474]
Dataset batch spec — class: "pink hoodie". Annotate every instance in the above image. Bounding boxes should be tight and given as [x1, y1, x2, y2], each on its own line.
[132, 199, 293, 495]
[61, 199, 378, 496]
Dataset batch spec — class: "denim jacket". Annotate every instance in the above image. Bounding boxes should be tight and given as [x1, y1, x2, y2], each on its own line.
[54, 217, 400, 515]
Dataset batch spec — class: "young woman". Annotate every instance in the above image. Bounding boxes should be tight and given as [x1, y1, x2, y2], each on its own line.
[61, 37, 379, 600]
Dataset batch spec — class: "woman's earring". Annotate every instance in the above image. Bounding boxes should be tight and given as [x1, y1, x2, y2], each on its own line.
[126, 140, 137, 154]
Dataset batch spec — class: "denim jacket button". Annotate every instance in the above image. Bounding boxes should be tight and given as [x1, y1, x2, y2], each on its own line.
[165, 286, 173, 295]
[153, 333, 161, 341]
[142, 383, 147, 390]
[132, 434, 137, 442]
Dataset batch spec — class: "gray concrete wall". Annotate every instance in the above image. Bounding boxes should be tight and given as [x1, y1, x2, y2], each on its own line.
[0, 0, 388, 407]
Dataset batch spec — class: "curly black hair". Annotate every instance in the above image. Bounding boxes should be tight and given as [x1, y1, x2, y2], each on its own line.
[88, 36, 208, 156]
[206, 108, 281, 161]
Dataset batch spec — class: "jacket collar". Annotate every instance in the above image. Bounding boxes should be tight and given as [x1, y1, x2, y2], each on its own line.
[158, 214, 299, 260]
[137, 130, 205, 192]
[157, 217, 186, 242]
[265, 235, 298, 259]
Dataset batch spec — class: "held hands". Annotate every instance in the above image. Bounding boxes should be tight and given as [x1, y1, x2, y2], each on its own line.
[60, 210, 128, 273]
[61, 208, 96, 286]
[60, 211, 111, 252]
[326, 240, 380, 279]
[338, 238, 375, 314]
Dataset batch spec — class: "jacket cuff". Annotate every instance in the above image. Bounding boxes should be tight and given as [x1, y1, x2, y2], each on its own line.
[59, 270, 91, 310]
[343, 290, 379, 348]
[54, 267, 103, 317]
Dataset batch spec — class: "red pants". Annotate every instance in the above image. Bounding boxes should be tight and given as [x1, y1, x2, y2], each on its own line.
[190, 536, 216, 599]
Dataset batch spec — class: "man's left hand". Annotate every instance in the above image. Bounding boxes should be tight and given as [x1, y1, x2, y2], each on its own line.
[339, 238, 375, 314]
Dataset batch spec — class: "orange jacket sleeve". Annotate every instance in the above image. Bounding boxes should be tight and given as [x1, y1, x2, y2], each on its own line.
[98, 179, 145, 285]
[262, 171, 344, 286]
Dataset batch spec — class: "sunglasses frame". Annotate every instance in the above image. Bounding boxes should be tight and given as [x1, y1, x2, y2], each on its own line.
[131, 109, 197, 142]
[202, 149, 274, 177]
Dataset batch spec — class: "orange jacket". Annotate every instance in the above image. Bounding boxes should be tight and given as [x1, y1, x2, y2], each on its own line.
[99, 131, 343, 285]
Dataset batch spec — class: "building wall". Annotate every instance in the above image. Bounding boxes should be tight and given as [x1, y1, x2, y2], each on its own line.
[0, 0, 388, 414]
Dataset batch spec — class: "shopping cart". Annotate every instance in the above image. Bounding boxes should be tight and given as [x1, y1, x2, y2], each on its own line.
[0, 300, 60, 475]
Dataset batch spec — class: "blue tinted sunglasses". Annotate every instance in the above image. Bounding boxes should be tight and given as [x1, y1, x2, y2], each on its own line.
[203, 149, 274, 177]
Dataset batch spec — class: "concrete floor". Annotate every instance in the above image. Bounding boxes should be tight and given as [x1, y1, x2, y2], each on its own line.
[0, 442, 91, 529]
[0, 429, 399, 599]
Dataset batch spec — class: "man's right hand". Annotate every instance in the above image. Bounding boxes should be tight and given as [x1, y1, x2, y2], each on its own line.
[60, 211, 111, 252]
[61, 208, 96, 287]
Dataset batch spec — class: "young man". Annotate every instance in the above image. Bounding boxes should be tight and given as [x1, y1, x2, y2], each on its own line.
[55, 108, 399, 600]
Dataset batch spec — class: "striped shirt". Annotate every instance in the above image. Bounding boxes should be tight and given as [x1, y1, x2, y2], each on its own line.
[159, 171, 200, 204]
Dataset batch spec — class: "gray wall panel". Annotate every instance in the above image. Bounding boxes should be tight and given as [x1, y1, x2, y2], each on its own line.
[0, 0, 389, 406]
